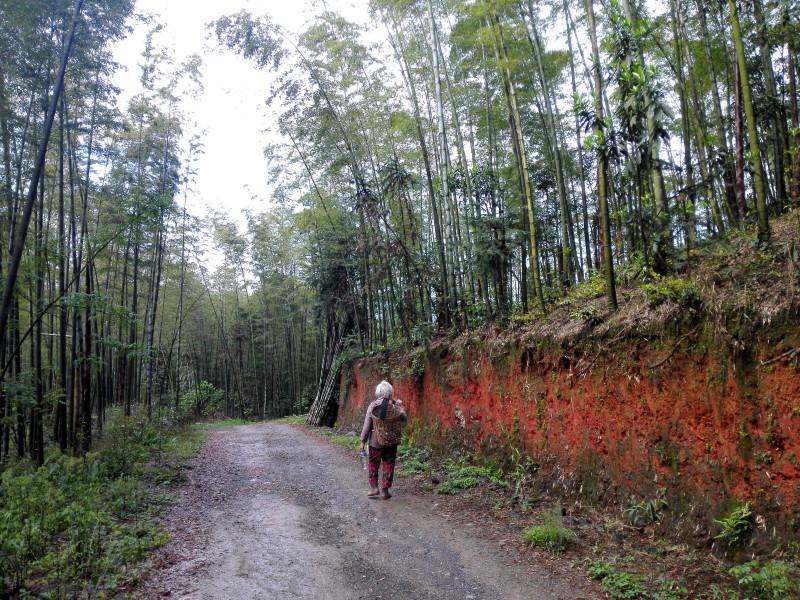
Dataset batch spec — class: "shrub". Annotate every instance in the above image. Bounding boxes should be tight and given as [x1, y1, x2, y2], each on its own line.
[641, 276, 700, 308]
[293, 383, 315, 414]
[180, 381, 224, 420]
[521, 507, 575, 554]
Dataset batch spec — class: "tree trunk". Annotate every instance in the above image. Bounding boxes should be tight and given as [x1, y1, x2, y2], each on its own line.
[789, 42, 799, 209]
[488, 11, 545, 312]
[753, 0, 788, 208]
[730, 0, 770, 243]
[733, 52, 748, 222]
[428, 0, 459, 322]
[586, 0, 617, 309]
[0, 0, 85, 367]
[564, 0, 594, 274]
[523, 0, 575, 287]
[57, 97, 67, 450]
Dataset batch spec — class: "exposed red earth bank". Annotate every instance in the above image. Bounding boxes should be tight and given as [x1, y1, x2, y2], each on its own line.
[339, 337, 800, 541]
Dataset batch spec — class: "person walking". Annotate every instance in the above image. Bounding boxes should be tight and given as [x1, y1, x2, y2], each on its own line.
[359, 380, 407, 499]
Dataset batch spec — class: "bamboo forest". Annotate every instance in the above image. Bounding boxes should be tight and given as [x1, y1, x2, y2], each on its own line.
[1, 0, 799, 597]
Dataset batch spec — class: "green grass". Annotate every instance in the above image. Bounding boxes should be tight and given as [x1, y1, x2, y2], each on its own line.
[311, 425, 362, 452]
[273, 414, 308, 425]
[0, 410, 205, 597]
[167, 430, 206, 459]
[521, 507, 575, 554]
[329, 435, 361, 451]
[192, 418, 250, 430]
[437, 475, 481, 494]
[145, 430, 205, 485]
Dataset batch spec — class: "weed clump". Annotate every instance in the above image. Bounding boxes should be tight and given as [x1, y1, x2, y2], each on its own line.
[625, 492, 668, 527]
[521, 506, 575, 554]
[436, 460, 504, 495]
[588, 562, 646, 599]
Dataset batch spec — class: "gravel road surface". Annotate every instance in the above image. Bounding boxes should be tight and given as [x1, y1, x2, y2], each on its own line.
[140, 423, 597, 600]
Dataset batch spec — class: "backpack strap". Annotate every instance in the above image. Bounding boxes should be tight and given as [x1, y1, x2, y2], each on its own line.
[378, 397, 390, 419]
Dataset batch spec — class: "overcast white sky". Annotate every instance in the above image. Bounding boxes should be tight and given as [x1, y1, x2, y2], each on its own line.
[111, 0, 370, 234]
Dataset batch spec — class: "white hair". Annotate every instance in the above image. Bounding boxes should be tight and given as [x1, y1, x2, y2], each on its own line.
[375, 380, 393, 399]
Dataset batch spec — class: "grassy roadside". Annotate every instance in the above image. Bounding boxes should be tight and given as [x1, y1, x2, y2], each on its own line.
[299, 419, 800, 599]
[273, 414, 308, 425]
[408, 444, 800, 599]
[191, 418, 250, 430]
[0, 411, 206, 598]
[274, 414, 364, 452]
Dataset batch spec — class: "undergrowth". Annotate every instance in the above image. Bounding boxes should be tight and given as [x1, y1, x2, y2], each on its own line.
[436, 459, 505, 495]
[625, 492, 668, 527]
[589, 562, 647, 599]
[314, 425, 800, 598]
[728, 560, 800, 599]
[313, 426, 362, 452]
[0, 410, 204, 598]
[398, 438, 431, 474]
[641, 276, 700, 308]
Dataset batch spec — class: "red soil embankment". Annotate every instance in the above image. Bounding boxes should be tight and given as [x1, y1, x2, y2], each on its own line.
[338, 337, 800, 539]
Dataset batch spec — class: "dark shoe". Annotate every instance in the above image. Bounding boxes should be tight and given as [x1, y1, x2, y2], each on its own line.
[381, 489, 392, 500]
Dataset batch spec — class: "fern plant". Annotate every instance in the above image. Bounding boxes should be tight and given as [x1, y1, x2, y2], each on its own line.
[714, 502, 753, 548]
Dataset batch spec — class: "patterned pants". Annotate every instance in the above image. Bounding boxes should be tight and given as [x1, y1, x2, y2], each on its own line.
[368, 445, 398, 490]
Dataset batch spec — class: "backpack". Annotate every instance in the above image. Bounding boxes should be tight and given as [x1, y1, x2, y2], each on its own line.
[370, 398, 405, 446]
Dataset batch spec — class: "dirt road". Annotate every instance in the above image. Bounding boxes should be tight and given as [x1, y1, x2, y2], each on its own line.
[141, 423, 597, 599]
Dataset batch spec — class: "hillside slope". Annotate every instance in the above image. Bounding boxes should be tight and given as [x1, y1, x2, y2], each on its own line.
[337, 213, 800, 550]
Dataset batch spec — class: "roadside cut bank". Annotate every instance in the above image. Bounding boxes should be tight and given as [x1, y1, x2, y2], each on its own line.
[337, 217, 800, 552]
